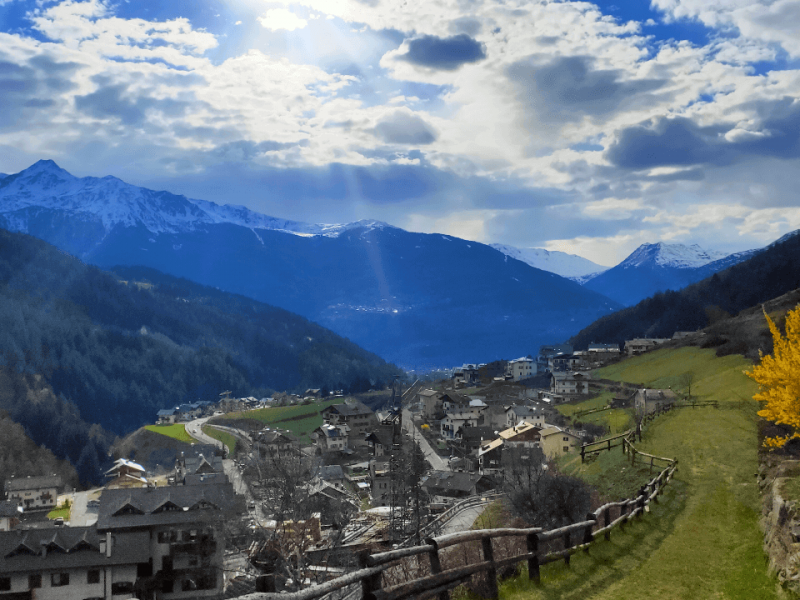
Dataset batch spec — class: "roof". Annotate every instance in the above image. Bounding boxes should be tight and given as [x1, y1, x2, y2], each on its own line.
[0, 502, 21, 518]
[638, 389, 678, 402]
[322, 401, 373, 417]
[260, 429, 300, 444]
[457, 426, 496, 442]
[315, 465, 345, 481]
[96, 482, 238, 530]
[0, 527, 150, 574]
[418, 389, 439, 397]
[499, 422, 540, 441]
[105, 458, 145, 476]
[316, 424, 348, 438]
[422, 471, 484, 494]
[365, 425, 394, 448]
[157, 408, 176, 416]
[539, 426, 580, 439]
[5, 475, 62, 492]
[506, 405, 543, 416]
[478, 438, 504, 456]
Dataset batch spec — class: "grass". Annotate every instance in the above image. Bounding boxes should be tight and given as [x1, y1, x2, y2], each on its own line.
[218, 398, 340, 442]
[557, 445, 652, 501]
[499, 346, 780, 600]
[202, 425, 237, 455]
[144, 423, 196, 443]
[556, 392, 633, 434]
[47, 501, 70, 520]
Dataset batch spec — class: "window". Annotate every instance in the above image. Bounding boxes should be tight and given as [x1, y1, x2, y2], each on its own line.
[29, 574, 41, 589]
[51, 572, 70, 586]
[563, 446, 569, 453]
[162, 579, 174, 593]
[87, 570, 100, 584]
[0, 577, 10, 591]
[111, 581, 134, 595]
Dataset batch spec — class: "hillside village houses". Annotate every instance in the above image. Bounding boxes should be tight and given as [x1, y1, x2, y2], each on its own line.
[505, 356, 536, 381]
[321, 400, 378, 448]
[634, 388, 678, 416]
[5, 475, 61, 511]
[551, 371, 590, 396]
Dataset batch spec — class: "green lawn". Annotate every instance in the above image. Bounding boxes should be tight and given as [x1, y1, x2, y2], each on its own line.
[202, 425, 237, 455]
[557, 392, 613, 418]
[556, 392, 633, 434]
[500, 346, 780, 600]
[144, 423, 196, 443]
[47, 502, 71, 520]
[217, 398, 342, 442]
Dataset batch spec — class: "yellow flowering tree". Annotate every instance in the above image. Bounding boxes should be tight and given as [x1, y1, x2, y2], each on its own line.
[747, 305, 800, 448]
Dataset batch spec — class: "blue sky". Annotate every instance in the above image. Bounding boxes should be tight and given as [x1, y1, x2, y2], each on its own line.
[1, 0, 799, 265]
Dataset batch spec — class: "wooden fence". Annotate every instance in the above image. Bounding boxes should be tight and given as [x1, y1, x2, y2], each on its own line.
[236, 440, 677, 600]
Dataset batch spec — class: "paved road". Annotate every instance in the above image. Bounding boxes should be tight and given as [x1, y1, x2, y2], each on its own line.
[403, 409, 448, 471]
[439, 504, 487, 535]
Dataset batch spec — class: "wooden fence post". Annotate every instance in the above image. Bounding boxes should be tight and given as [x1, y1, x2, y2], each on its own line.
[563, 530, 571, 566]
[637, 487, 646, 518]
[583, 513, 596, 549]
[581, 445, 585, 463]
[526, 532, 540, 583]
[359, 549, 381, 600]
[481, 535, 499, 599]
[620, 502, 628, 530]
[426, 538, 449, 600]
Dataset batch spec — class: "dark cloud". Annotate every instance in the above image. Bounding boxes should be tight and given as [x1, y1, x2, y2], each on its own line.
[373, 112, 437, 145]
[0, 55, 81, 131]
[401, 34, 486, 71]
[75, 83, 195, 126]
[607, 98, 800, 170]
[507, 55, 667, 123]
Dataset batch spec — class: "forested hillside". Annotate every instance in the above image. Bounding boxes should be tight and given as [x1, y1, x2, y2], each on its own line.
[570, 231, 800, 349]
[0, 229, 400, 438]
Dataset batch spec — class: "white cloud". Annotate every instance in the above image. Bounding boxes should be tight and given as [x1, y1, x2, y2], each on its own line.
[258, 7, 308, 31]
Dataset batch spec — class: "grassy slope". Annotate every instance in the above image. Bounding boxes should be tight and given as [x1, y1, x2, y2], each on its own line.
[216, 398, 340, 442]
[501, 346, 779, 600]
[557, 392, 634, 435]
[202, 425, 237, 455]
[144, 423, 196, 443]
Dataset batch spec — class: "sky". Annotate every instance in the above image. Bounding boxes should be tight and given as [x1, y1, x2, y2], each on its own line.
[0, 0, 799, 266]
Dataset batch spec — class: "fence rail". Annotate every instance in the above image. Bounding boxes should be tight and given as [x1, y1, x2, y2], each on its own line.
[236, 436, 677, 600]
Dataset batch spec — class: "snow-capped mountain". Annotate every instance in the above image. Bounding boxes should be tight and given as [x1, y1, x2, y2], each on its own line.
[618, 242, 727, 269]
[0, 159, 391, 238]
[0, 160, 622, 368]
[490, 243, 609, 279]
[583, 241, 757, 306]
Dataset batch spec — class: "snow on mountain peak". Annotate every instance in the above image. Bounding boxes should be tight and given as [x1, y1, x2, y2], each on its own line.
[490, 243, 609, 278]
[621, 242, 727, 269]
[0, 161, 395, 239]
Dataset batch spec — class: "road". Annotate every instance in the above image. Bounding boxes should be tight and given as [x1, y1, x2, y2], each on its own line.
[438, 504, 487, 535]
[403, 409, 448, 471]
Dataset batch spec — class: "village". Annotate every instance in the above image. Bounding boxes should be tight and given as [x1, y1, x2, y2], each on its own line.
[0, 335, 685, 600]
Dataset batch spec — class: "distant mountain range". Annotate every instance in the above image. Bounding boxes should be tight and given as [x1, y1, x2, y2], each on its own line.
[0, 160, 624, 368]
[0, 160, 780, 366]
[569, 229, 800, 351]
[581, 242, 760, 306]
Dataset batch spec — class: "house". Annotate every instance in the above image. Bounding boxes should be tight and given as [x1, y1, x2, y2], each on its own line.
[505, 404, 546, 428]
[0, 482, 238, 600]
[539, 426, 581, 458]
[477, 438, 504, 474]
[104, 458, 148, 488]
[452, 364, 480, 386]
[417, 389, 442, 420]
[0, 502, 21, 532]
[551, 372, 590, 396]
[5, 475, 61, 511]
[505, 357, 536, 381]
[440, 410, 485, 440]
[257, 429, 300, 455]
[634, 389, 678, 416]
[313, 465, 346, 488]
[369, 458, 391, 506]
[452, 426, 497, 456]
[313, 424, 349, 453]
[321, 401, 377, 447]
[175, 452, 225, 486]
[157, 408, 177, 424]
[624, 338, 669, 356]
[365, 425, 395, 457]
[498, 422, 542, 448]
[95, 482, 238, 598]
[538, 344, 573, 371]
[439, 392, 471, 413]
[421, 471, 494, 501]
[550, 354, 582, 372]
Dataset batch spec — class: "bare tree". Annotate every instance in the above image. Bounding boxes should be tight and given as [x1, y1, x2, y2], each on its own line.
[501, 446, 591, 529]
